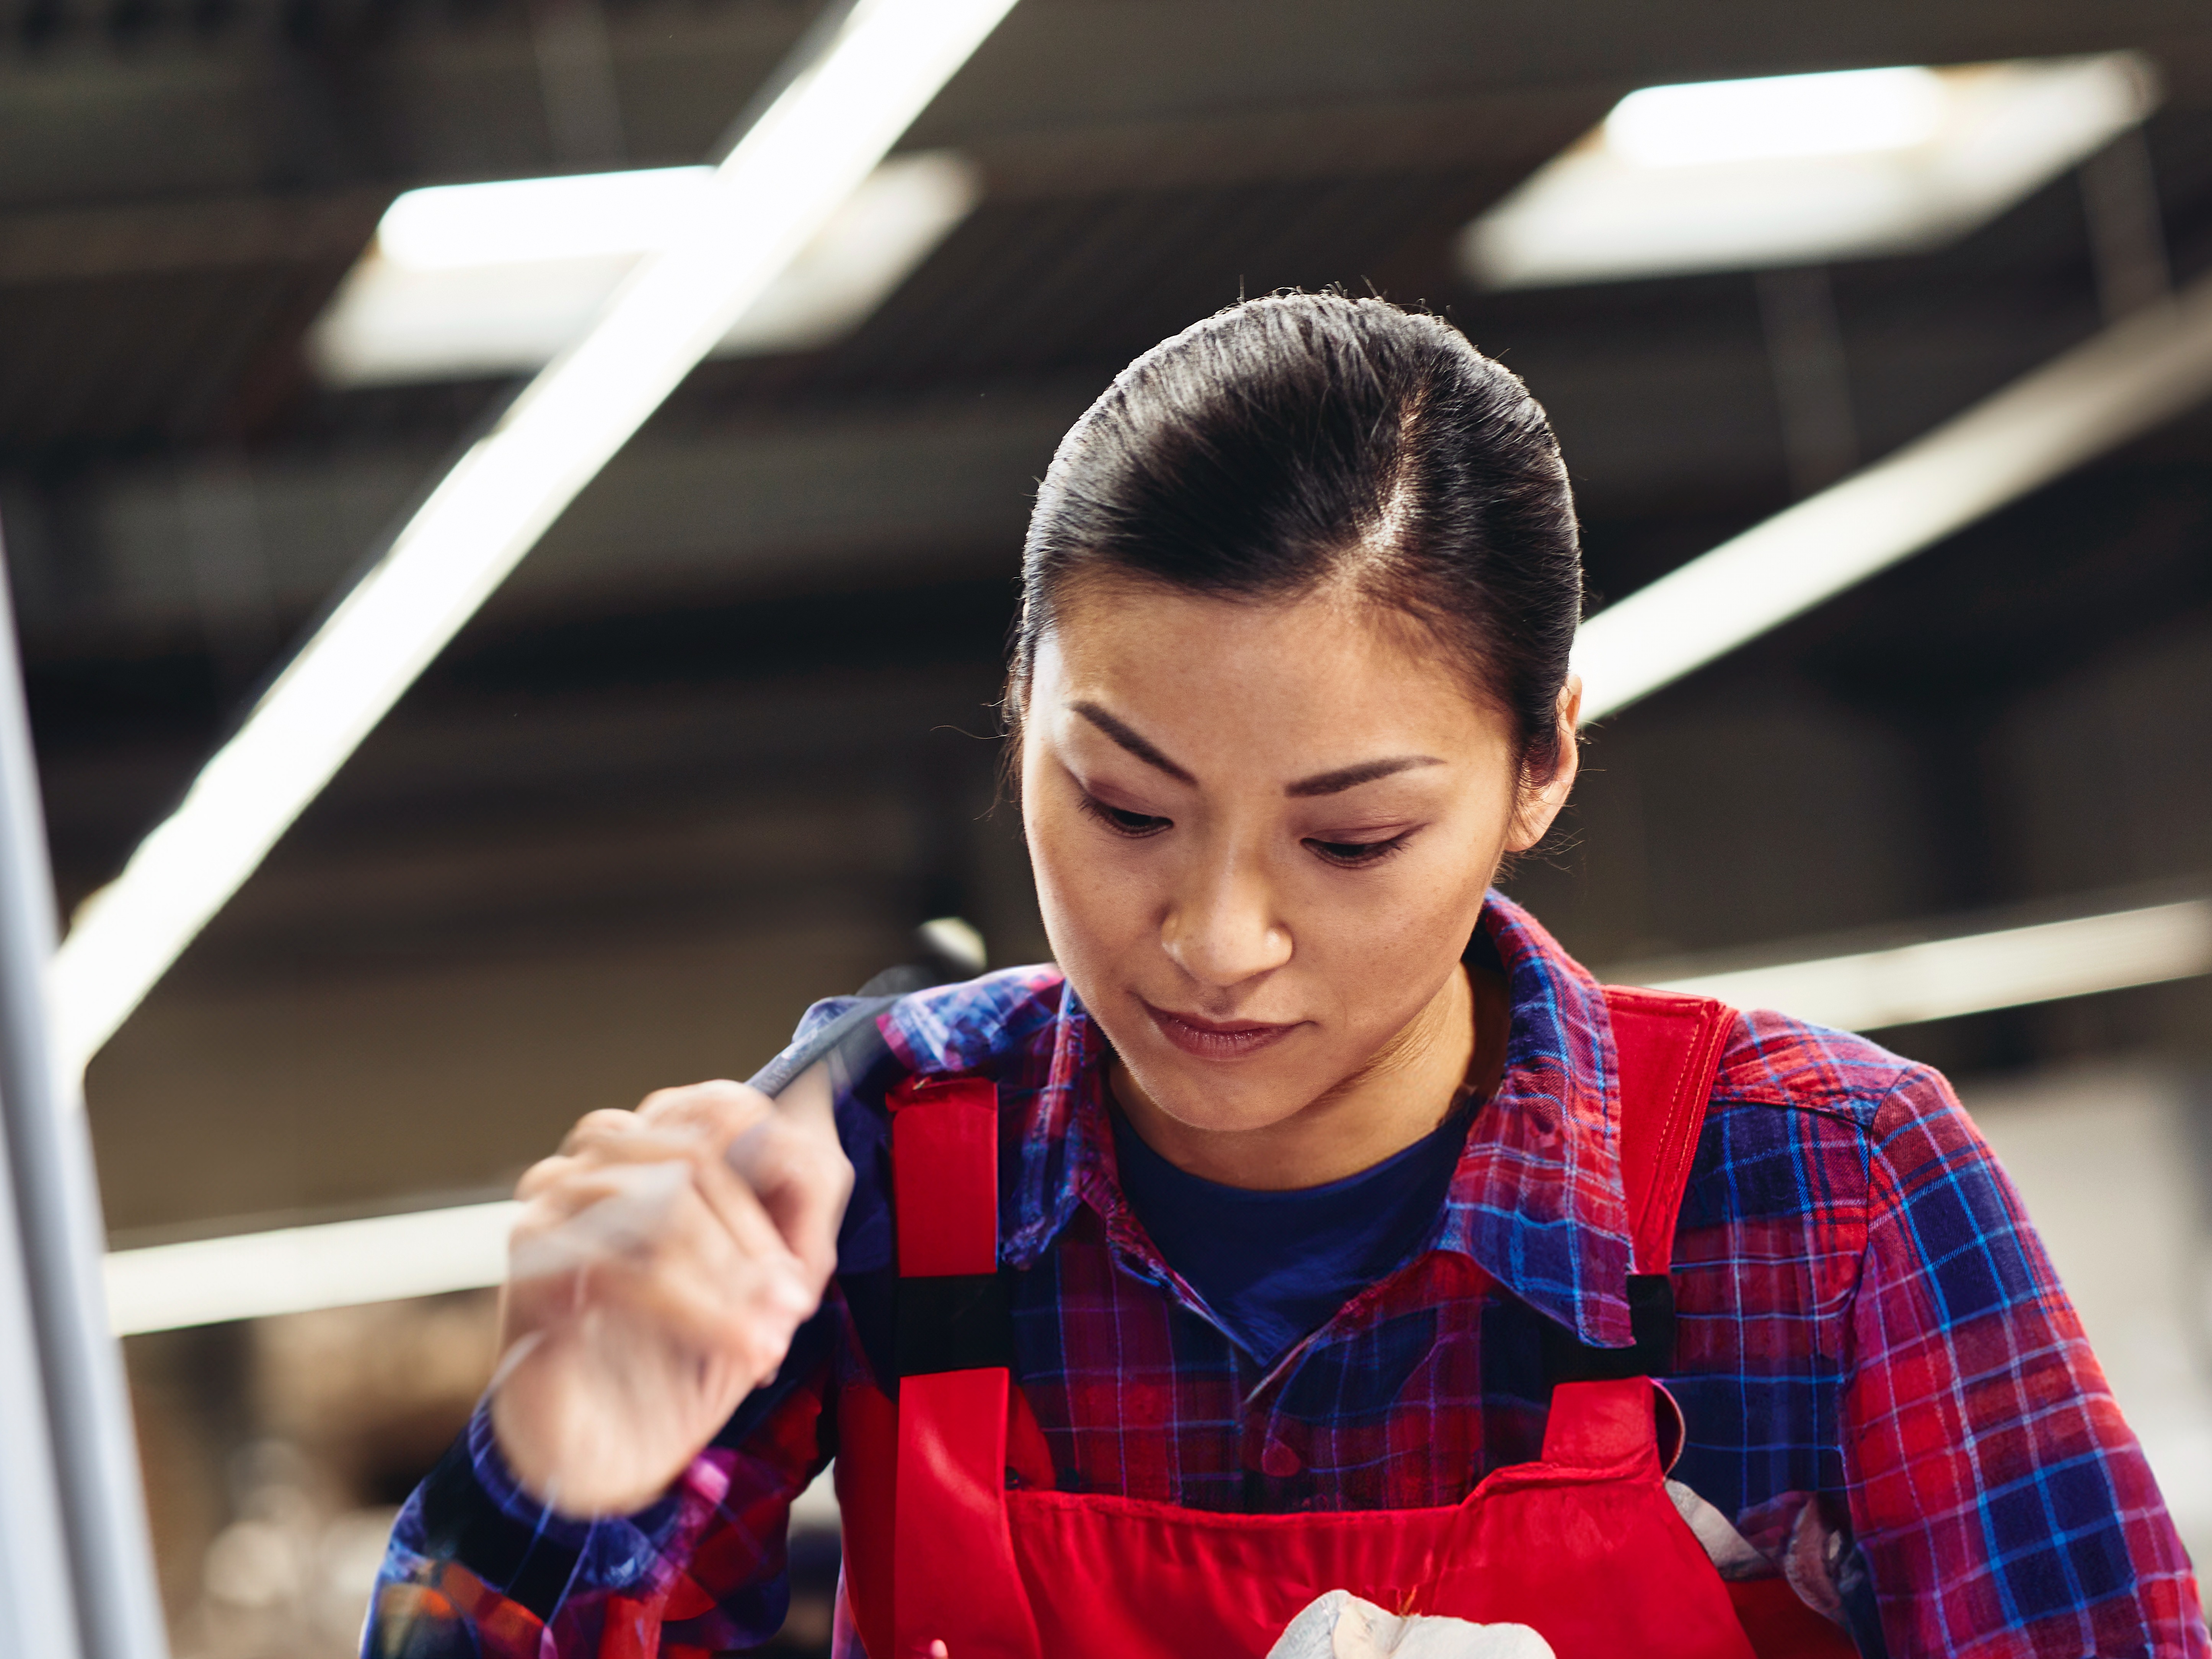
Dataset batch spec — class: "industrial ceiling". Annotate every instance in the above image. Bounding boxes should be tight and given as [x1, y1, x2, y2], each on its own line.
[3, 0, 2210, 1237]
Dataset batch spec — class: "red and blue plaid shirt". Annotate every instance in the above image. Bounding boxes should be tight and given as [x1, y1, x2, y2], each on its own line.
[367, 895, 2206, 1659]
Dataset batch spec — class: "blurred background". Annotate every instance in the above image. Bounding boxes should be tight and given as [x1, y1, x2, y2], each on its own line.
[3, 0, 2212, 1653]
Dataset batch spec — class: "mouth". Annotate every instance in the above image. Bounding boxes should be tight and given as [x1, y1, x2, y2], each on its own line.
[1140, 999, 1302, 1061]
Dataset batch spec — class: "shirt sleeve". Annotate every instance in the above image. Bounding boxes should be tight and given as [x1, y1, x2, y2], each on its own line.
[363, 995, 897, 1658]
[363, 1304, 839, 1659]
[1844, 1063, 2209, 1657]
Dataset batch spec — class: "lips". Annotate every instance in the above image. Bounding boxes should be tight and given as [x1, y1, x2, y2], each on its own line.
[1141, 1000, 1301, 1061]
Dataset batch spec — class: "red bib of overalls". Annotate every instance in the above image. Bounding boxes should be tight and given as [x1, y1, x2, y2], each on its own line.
[832, 988, 1857, 1659]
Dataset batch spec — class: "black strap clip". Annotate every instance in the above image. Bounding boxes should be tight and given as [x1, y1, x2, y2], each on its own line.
[895, 1270, 1014, 1377]
[1542, 1272, 1677, 1384]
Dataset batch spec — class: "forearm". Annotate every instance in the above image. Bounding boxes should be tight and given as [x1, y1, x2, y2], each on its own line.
[365, 1312, 838, 1658]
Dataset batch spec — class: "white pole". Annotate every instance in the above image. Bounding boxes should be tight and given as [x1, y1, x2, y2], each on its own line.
[0, 520, 170, 1658]
[0, 1108, 88, 1658]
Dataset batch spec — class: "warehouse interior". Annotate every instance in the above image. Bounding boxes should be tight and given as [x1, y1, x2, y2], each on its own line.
[5, 0, 2212, 1651]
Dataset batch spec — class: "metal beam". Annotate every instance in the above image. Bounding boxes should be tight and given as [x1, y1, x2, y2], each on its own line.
[1624, 891, 2212, 1033]
[48, 0, 1020, 1084]
[1575, 267, 2212, 722]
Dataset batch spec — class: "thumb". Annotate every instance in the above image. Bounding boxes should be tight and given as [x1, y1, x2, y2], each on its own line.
[727, 1064, 851, 1290]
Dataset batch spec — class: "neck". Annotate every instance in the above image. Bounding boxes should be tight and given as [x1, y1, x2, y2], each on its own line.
[1112, 960, 1508, 1191]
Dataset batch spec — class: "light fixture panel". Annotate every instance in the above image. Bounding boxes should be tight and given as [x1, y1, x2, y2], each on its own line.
[311, 150, 980, 386]
[1464, 54, 2157, 289]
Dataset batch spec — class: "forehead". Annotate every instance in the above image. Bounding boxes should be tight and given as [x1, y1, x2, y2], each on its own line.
[1037, 579, 1507, 764]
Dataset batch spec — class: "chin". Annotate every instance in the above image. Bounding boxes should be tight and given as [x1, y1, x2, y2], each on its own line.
[1118, 1047, 1313, 1135]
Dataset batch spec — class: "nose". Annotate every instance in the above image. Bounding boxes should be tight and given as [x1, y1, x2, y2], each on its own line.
[1159, 849, 1292, 992]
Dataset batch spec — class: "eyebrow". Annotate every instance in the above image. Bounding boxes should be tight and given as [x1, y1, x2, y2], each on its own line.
[1285, 756, 1444, 797]
[1073, 702, 1196, 782]
[1072, 702, 1440, 798]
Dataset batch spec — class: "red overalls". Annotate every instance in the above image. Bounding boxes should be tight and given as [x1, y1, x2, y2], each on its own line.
[831, 989, 1858, 1659]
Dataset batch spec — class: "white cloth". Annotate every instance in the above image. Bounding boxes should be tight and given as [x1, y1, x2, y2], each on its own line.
[1266, 1591, 1557, 1659]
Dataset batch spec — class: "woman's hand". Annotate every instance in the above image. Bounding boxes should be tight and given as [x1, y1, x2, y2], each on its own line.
[487, 1067, 854, 1516]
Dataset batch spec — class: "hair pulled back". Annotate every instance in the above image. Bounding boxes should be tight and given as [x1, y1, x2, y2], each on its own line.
[1013, 293, 1583, 782]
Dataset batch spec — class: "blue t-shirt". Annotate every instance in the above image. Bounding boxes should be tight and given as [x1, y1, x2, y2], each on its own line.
[1110, 1100, 1471, 1367]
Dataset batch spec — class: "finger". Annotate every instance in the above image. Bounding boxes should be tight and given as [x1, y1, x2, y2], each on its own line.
[688, 1164, 813, 1311]
[513, 1123, 721, 1203]
[510, 1160, 693, 1278]
[635, 1080, 842, 1291]
[636, 1079, 771, 1141]
[726, 1063, 852, 1287]
[509, 1192, 812, 1374]
[535, 1242, 806, 1375]
[557, 1107, 654, 1157]
[562, 1116, 723, 1166]
[526, 1115, 763, 1202]
[513, 1148, 813, 1324]
[731, 1115, 851, 1290]
[513, 1156, 788, 1284]
[539, 1080, 836, 1303]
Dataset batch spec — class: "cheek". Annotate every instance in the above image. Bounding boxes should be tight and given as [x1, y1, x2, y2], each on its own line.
[1021, 776, 1152, 966]
[1289, 836, 1496, 1006]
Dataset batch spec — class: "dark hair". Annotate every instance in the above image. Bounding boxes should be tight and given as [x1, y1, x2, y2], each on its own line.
[1011, 292, 1583, 785]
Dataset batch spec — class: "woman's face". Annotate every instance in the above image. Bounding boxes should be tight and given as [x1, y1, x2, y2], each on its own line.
[1021, 580, 1577, 1141]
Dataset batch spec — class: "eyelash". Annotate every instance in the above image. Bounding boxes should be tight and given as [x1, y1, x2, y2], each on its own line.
[1304, 831, 1415, 869]
[1077, 794, 1171, 838]
[1077, 794, 1415, 869]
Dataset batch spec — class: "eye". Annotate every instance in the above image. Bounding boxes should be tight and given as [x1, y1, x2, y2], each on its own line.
[1079, 794, 1171, 838]
[1304, 831, 1415, 868]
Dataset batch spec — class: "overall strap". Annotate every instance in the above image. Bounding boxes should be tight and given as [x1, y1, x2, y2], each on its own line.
[1607, 987, 1736, 1276]
[883, 1073, 1040, 1659]
[1545, 988, 1736, 1384]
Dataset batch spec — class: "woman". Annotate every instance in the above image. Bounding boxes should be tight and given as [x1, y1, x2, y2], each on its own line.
[366, 295, 2205, 1658]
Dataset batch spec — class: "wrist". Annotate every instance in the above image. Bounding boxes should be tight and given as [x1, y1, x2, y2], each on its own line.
[487, 1374, 684, 1519]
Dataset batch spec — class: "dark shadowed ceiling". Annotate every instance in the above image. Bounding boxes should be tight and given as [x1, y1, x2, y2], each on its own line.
[5, 0, 2211, 1233]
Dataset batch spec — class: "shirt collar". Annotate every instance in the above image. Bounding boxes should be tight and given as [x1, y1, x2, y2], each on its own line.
[1438, 893, 1633, 1346]
[991, 890, 1635, 1348]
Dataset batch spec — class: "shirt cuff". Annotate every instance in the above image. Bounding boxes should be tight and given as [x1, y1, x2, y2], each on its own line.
[396, 1399, 689, 1621]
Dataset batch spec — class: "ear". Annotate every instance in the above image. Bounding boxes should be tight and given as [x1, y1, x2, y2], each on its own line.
[1505, 675, 1581, 853]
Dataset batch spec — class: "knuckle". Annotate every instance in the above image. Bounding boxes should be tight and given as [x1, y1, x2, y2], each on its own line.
[513, 1154, 570, 1196]
[634, 1084, 697, 1116]
[639, 1078, 747, 1115]
[640, 1082, 774, 1152]
[562, 1108, 640, 1149]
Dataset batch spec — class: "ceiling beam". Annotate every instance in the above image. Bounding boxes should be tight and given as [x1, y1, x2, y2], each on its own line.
[1575, 266, 2212, 722]
[46, 0, 1022, 1084]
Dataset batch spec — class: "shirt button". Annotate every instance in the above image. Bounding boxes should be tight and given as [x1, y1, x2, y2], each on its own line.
[1261, 1441, 1302, 1478]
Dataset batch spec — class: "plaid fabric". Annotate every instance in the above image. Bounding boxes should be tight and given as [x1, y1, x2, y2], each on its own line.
[365, 893, 2207, 1659]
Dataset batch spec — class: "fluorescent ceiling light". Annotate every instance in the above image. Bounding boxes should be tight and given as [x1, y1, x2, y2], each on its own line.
[1464, 54, 2157, 288]
[49, 0, 1019, 1086]
[1606, 67, 1947, 168]
[378, 166, 719, 269]
[1573, 265, 2212, 723]
[312, 151, 980, 386]
[104, 1202, 519, 1336]
[1626, 897, 2212, 1034]
[102, 891, 2212, 1332]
